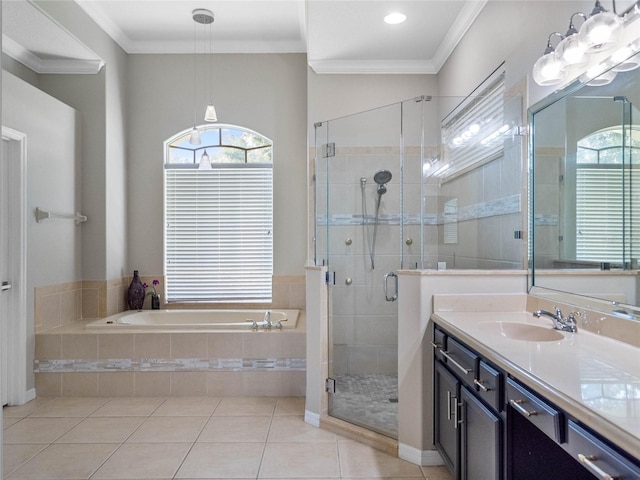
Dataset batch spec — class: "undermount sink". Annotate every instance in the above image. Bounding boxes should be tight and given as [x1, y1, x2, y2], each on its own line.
[478, 321, 565, 342]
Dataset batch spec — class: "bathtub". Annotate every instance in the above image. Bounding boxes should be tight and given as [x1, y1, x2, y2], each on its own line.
[85, 309, 299, 330]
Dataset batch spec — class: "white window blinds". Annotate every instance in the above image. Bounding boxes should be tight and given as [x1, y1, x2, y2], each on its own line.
[439, 71, 506, 180]
[576, 168, 624, 262]
[165, 166, 273, 302]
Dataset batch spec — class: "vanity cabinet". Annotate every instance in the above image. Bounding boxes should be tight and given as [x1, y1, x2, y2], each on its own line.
[433, 327, 503, 480]
[433, 323, 640, 480]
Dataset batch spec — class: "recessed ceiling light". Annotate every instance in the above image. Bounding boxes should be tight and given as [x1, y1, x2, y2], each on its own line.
[384, 12, 406, 25]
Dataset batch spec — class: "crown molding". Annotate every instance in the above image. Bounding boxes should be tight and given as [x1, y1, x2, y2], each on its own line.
[308, 58, 438, 75]
[2, 35, 104, 74]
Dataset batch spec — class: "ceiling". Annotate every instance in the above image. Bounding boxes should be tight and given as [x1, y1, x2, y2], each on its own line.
[2, 0, 488, 75]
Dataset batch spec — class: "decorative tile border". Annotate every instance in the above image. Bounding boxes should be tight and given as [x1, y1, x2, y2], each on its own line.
[534, 213, 559, 226]
[35, 357, 306, 373]
[317, 194, 521, 226]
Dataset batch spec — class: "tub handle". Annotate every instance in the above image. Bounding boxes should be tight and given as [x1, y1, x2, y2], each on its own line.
[246, 319, 259, 329]
[276, 318, 288, 329]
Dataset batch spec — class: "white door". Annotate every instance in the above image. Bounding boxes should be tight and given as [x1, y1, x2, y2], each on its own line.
[1, 127, 28, 407]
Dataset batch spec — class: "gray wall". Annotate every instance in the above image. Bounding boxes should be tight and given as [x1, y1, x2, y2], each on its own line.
[126, 53, 308, 277]
[2, 71, 81, 390]
[34, 0, 129, 281]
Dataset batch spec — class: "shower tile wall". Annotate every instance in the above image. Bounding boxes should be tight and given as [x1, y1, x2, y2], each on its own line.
[533, 148, 564, 268]
[436, 140, 523, 270]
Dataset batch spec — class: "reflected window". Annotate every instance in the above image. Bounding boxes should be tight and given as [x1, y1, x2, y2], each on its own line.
[575, 127, 640, 262]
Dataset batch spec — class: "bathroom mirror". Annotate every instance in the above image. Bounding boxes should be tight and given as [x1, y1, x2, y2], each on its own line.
[529, 50, 640, 319]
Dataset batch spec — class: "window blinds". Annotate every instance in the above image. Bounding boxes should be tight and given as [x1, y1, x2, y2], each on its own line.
[576, 168, 626, 262]
[165, 166, 273, 302]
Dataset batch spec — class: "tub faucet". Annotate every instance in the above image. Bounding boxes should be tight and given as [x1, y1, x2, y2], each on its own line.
[533, 306, 578, 333]
[262, 311, 272, 329]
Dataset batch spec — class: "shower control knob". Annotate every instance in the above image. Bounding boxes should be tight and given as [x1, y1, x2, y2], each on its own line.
[345, 238, 352, 246]
[345, 278, 353, 285]
[405, 238, 413, 246]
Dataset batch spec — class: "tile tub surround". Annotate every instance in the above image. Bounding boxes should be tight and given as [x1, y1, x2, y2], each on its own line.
[34, 314, 306, 397]
[35, 275, 305, 333]
[432, 293, 640, 458]
[2, 396, 454, 480]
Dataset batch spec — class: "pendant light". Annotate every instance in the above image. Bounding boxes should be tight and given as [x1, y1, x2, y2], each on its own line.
[189, 11, 202, 145]
[198, 150, 211, 170]
[193, 9, 217, 123]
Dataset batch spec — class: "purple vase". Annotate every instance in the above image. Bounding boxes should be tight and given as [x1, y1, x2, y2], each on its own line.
[127, 270, 145, 310]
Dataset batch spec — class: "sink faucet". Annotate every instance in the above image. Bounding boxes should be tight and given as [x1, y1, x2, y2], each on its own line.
[533, 306, 578, 333]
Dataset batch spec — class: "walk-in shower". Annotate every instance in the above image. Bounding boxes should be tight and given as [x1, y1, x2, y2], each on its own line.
[313, 98, 432, 438]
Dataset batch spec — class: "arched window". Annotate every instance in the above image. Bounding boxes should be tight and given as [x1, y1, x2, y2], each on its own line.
[576, 126, 640, 262]
[164, 125, 273, 303]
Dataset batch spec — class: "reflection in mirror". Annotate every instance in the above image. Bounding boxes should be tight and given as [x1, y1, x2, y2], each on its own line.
[530, 51, 640, 318]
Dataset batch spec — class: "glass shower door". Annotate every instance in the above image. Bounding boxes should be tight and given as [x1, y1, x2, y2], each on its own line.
[318, 103, 403, 438]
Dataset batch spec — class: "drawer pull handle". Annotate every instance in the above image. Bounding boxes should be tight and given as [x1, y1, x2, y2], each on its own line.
[431, 341, 442, 349]
[509, 399, 537, 417]
[447, 391, 452, 420]
[473, 379, 491, 392]
[441, 351, 473, 376]
[578, 454, 616, 480]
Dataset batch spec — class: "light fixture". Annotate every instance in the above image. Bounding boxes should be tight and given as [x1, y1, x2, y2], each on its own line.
[198, 150, 211, 170]
[555, 13, 589, 69]
[579, 0, 623, 53]
[532, 32, 565, 86]
[193, 9, 218, 123]
[532, 1, 640, 87]
[384, 12, 406, 25]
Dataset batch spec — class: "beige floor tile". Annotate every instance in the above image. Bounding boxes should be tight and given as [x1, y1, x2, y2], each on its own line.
[55, 416, 146, 443]
[91, 397, 166, 416]
[422, 465, 454, 480]
[274, 397, 305, 415]
[2, 444, 46, 478]
[28, 397, 108, 418]
[3, 398, 53, 418]
[152, 396, 221, 416]
[4, 417, 82, 444]
[267, 415, 337, 443]
[91, 442, 191, 479]
[338, 440, 423, 478]
[127, 416, 207, 443]
[3, 417, 22, 429]
[259, 442, 340, 478]
[175, 442, 264, 479]
[213, 397, 276, 416]
[198, 415, 271, 442]
[6, 443, 117, 479]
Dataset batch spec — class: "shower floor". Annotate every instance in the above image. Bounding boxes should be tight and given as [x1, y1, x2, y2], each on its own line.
[330, 373, 398, 438]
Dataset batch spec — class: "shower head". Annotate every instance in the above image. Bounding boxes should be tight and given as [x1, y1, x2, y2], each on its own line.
[374, 170, 391, 196]
[374, 169, 392, 185]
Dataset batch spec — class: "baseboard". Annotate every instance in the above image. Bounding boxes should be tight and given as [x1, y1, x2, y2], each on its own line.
[24, 388, 36, 403]
[399, 443, 444, 466]
[304, 410, 320, 427]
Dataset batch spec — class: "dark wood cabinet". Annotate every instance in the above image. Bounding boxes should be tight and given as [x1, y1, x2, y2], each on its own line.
[433, 323, 640, 480]
[434, 360, 460, 477]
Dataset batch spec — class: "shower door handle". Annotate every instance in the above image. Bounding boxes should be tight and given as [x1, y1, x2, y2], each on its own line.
[384, 272, 398, 302]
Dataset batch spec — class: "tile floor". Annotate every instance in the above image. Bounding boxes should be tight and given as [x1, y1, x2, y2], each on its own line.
[3, 396, 453, 480]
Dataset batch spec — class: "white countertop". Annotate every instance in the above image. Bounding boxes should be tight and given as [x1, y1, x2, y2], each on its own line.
[431, 310, 640, 457]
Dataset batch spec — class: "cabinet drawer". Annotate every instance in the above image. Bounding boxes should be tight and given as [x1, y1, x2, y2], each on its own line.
[565, 421, 640, 479]
[433, 328, 447, 362]
[475, 361, 502, 412]
[506, 378, 564, 443]
[443, 337, 478, 387]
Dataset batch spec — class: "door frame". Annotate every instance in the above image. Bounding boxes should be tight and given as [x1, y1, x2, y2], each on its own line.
[2, 126, 30, 405]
